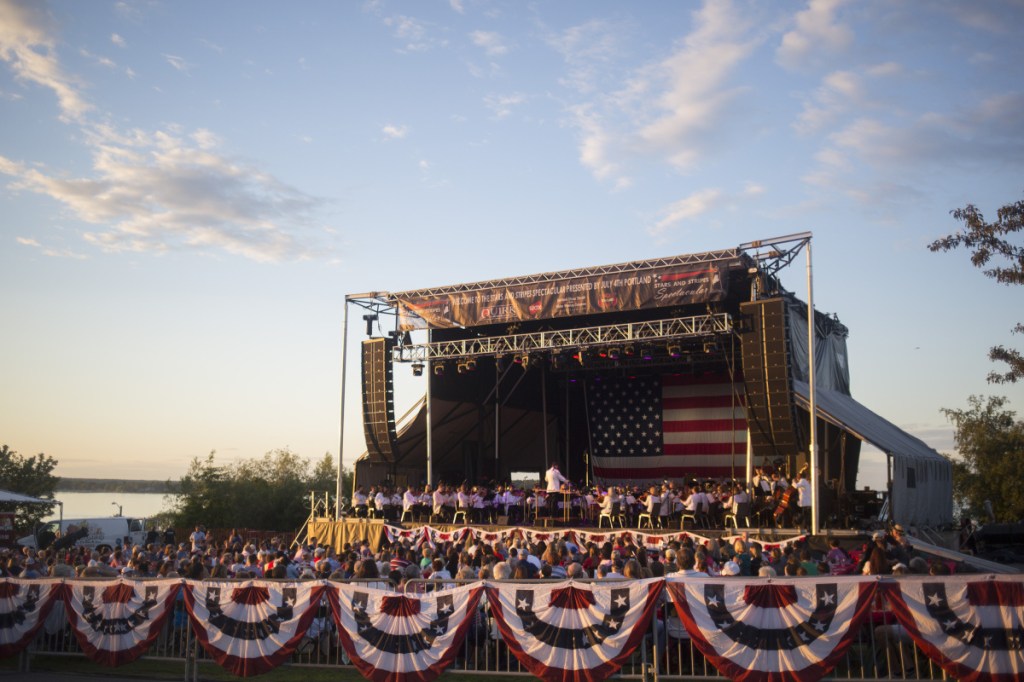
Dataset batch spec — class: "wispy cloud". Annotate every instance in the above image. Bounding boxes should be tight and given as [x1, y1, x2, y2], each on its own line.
[449, 0, 465, 14]
[648, 188, 724, 237]
[776, 0, 853, 70]
[470, 30, 508, 56]
[162, 54, 193, 74]
[0, 124, 325, 262]
[381, 123, 409, 140]
[110, 33, 125, 48]
[561, 0, 757, 186]
[483, 92, 525, 118]
[0, 0, 90, 120]
[382, 14, 447, 52]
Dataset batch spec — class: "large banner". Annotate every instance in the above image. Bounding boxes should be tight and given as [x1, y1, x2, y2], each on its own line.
[0, 578, 63, 658]
[329, 582, 485, 682]
[882, 576, 1024, 682]
[486, 578, 663, 682]
[667, 576, 876, 682]
[395, 261, 731, 330]
[64, 578, 180, 666]
[590, 372, 747, 481]
[183, 579, 326, 677]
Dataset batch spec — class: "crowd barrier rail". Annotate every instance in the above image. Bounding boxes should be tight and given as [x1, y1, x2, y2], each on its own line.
[4, 574, 1019, 681]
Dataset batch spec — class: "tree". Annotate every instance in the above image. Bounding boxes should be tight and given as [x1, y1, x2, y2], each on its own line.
[929, 193, 1024, 384]
[942, 396, 1024, 523]
[0, 444, 59, 533]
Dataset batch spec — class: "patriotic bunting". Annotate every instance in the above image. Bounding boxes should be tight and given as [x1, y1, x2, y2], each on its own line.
[328, 581, 484, 682]
[667, 576, 875, 682]
[184, 579, 325, 677]
[486, 578, 664, 682]
[0, 578, 64, 658]
[882, 576, 1024, 682]
[64, 578, 180, 666]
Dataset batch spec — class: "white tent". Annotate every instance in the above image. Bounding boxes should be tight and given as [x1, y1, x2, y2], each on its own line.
[793, 380, 953, 527]
[0, 488, 57, 505]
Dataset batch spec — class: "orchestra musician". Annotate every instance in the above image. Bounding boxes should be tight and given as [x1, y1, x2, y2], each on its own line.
[544, 463, 570, 517]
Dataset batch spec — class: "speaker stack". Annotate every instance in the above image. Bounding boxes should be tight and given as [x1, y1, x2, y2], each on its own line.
[361, 338, 400, 462]
[739, 298, 803, 463]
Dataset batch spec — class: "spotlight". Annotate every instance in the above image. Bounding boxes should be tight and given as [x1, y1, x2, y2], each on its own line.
[667, 343, 682, 358]
[551, 353, 564, 370]
[513, 354, 530, 368]
[641, 346, 655, 361]
[412, 363, 424, 377]
[607, 347, 621, 361]
[703, 341, 718, 354]
[465, 358, 477, 371]
[457, 361, 468, 374]
[433, 363, 445, 377]
[623, 344, 635, 357]
[572, 350, 585, 366]
[457, 358, 477, 374]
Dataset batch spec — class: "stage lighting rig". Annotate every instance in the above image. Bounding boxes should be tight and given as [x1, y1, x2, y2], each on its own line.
[412, 363, 424, 376]
[607, 347, 621, 361]
[433, 363, 445, 377]
[667, 343, 682, 358]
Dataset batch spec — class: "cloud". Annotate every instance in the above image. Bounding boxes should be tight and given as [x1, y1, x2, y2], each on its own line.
[449, 0, 465, 14]
[470, 30, 508, 56]
[0, 124, 325, 262]
[0, 0, 90, 120]
[163, 54, 193, 74]
[15, 236, 40, 247]
[382, 14, 446, 52]
[80, 48, 117, 69]
[483, 92, 525, 118]
[777, 0, 853, 70]
[562, 1, 758, 186]
[381, 124, 409, 140]
[648, 188, 724, 237]
[110, 33, 126, 48]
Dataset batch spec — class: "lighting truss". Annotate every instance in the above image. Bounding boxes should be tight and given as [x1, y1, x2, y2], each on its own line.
[392, 313, 732, 363]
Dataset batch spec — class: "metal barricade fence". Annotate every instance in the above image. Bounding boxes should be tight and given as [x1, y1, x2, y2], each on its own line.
[18, 577, 953, 681]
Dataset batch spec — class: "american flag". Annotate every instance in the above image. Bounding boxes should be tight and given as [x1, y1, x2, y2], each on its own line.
[589, 372, 746, 481]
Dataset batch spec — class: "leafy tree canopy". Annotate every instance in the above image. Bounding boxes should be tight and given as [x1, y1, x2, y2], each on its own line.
[929, 194, 1024, 384]
[164, 448, 345, 532]
[0, 444, 59, 533]
[942, 395, 1024, 523]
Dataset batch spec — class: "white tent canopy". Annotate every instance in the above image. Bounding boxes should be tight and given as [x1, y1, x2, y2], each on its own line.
[0, 488, 57, 505]
[794, 380, 953, 527]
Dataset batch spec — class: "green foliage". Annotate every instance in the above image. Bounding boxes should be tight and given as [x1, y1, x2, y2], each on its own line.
[942, 396, 1024, 523]
[929, 194, 1024, 384]
[0, 444, 59, 533]
[163, 449, 348, 531]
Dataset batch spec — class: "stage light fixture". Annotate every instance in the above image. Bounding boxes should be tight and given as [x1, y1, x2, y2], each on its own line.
[412, 363, 424, 377]
[641, 345, 655, 361]
[551, 353, 564, 369]
[623, 344, 635, 357]
[667, 343, 682, 358]
[607, 347, 621, 361]
[465, 358, 477, 371]
[703, 341, 718, 354]
[572, 350, 585, 366]
[433, 363, 445, 377]
[457, 361, 468, 374]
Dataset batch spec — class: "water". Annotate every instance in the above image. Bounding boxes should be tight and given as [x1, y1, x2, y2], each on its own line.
[49, 492, 171, 521]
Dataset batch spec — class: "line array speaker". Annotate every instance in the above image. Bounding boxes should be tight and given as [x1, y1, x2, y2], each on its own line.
[361, 338, 399, 462]
[739, 298, 802, 460]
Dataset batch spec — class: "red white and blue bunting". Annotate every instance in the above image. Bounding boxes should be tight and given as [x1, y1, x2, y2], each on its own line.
[64, 578, 180, 666]
[183, 579, 325, 677]
[667, 576, 876, 682]
[0, 578, 63, 658]
[883, 576, 1024, 682]
[383, 524, 807, 555]
[486, 578, 664, 682]
[329, 581, 484, 682]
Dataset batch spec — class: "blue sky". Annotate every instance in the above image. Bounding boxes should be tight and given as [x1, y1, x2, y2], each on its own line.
[1, 0, 1022, 490]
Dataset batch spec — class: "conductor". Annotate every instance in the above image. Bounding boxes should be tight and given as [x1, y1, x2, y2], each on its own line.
[545, 463, 569, 517]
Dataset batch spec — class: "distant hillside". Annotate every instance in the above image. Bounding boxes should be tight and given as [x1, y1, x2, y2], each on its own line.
[56, 478, 180, 494]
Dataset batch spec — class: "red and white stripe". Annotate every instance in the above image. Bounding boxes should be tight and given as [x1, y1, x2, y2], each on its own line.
[662, 373, 746, 477]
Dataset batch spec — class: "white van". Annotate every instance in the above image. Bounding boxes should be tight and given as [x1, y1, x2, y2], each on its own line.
[18, 516, 148, 552]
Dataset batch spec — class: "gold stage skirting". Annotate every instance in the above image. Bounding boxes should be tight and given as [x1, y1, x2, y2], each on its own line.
[306, 518, 387, 554]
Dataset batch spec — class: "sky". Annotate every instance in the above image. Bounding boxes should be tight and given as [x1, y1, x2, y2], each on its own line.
[1, 0, 1022, 491]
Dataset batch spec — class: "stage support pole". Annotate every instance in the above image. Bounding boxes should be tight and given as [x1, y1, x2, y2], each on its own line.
[745, 430, 753, 490]
[542, 364, 549, 471]
[495, 358, 501, 478]
[807, 236, 820, 534]
[564, 378, 571, 481]
[336, 299, 350, 519]
[426, 330, 433, 486]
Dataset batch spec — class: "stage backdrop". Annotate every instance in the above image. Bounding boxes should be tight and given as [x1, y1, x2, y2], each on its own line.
[589, 372, 747, 482]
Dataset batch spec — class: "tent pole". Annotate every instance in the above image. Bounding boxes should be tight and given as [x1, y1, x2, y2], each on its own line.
[807, 236, 820, 535]
[426, 329, 433, 486]
[542, 364, 549, 471]
[494, 358, 501, 479]
[336, 299, 350, 519]
[564, 378, 571, 481]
